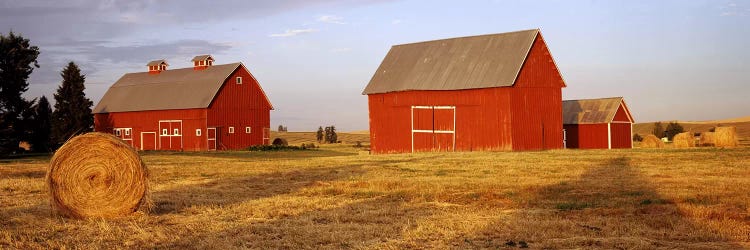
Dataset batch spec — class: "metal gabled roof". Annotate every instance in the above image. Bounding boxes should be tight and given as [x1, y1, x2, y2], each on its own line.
[94, 63, 254, 114]
[362, 29, 539, 95]
[562, 97, 627, 124]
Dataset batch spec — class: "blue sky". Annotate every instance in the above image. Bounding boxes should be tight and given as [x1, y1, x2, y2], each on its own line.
[2, 0, 748, 131]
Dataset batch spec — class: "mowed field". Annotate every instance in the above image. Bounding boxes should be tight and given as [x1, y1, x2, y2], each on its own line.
[270, 131, 371, 145]
[1, 143, 749, 249]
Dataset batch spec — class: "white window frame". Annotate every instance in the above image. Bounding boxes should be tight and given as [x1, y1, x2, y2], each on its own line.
[196, 129, 202, 136]
[245, 127, 251, 133]
[229, 127, 235, 134]
[115, 129, 121, 136]
[162, 128, 168, 135]
[125, 128, 131, 136]
[236, 77, 242, 84]
[173, 128, 180, 135]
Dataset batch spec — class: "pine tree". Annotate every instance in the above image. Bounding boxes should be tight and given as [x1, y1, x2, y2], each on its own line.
[52, 62, 93, 146]
[316, 126, 324, 142]
[31, 96, 52, 152]
[652, 122, 664, 138]
[0, 31, 40, 153]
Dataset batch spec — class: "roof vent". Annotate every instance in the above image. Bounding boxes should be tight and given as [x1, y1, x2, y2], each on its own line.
[191, 55, 214, 70]
[147, 60, 168, 74]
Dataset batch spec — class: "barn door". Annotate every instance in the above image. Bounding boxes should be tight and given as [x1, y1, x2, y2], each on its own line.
[158, 120, 183, 151]
[263, 128, 270, 145]
[207, 128, 217, 151]
[140, 132, 156, 150]
[411, 106, 456, 152]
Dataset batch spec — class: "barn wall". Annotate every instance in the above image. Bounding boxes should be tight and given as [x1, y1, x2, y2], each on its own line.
[612, 104, 631, 122]
[368, 87, 514, 154]
[563, 123, 609, 149]
[207, 64, 272, 150]
[509, 32, 564, 150]
[94, 109, 207, 151]
[610, 123, 632, 148]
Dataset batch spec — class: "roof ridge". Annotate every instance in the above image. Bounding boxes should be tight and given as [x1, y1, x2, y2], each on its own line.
[392, 29, 539, 48]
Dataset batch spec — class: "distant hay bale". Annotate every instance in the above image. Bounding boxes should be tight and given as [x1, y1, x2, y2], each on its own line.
[272, 138, 288, 146]
[640, 134, 664, 148]
[699, 132, 716, 147]
[714, 126, 739, 147]
[47, 132, 149, 219]
[672, 132, 696, 148]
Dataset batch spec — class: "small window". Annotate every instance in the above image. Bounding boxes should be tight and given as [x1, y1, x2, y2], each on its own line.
[115, 129, 121, 136]
[173, 128, 180, 135]
[236, 77, 242, 84]
[125, 129, 131, 136]
[199, 60, 204, 66]
[245, 127, 251, 133]
[196, 129, 202, 136]
[162, 129, 168, 135]
[229, 127, 235, 134]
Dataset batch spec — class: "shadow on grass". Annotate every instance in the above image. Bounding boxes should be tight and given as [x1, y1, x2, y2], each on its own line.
[140, 148, 357, 160]
[452, 156, 745, 249]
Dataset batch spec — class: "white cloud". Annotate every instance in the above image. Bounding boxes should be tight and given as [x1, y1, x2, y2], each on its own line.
[330, 48, 352, 53]
[391, 19, 402, 25]
[317, 15, 346, 24]
[269, 28, 318, 37]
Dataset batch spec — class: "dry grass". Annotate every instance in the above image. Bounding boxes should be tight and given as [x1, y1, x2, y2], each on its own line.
[270, 131, 370, 145]
[1, 145, 749, 249]
[634, 120, 750, 146]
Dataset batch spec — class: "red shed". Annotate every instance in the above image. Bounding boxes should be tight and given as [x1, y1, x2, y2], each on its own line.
[363, 29, 566, 153]
[562, 97, 634, 149]
[93, 55, 273, 151]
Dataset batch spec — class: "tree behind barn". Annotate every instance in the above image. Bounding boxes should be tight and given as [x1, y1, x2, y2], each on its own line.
[0, 31, 40, 153]
[52, 62, 93, 146]
[664, 122, 684, 141]
[31, 96, 52, 152]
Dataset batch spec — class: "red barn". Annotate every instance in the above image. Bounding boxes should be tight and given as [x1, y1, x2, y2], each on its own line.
[93, 55, 273, 151]
[562, 97, 634, 149]
[362, 29, 566, 153]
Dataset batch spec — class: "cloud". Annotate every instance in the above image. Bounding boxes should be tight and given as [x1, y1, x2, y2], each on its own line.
[719, 1, 747, 16]
[317, 15, 346, 24]
[330, 48, 352, 53]
[269, 28, 319, 37]
[391, 19, 402, 25]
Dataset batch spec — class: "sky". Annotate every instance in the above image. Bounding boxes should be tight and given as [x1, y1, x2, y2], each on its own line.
[1, 0, 748, 131]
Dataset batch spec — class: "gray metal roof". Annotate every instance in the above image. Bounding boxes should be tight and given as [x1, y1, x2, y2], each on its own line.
[191, 55, 213, 61]
[562, 97, 625, 124]
[146, 60, 168, 66]
[362, 29, 539, 95]
[94, 63, 249, 113]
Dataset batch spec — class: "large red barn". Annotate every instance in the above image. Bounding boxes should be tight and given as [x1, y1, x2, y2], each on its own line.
[562, 97, 634, 149]
[362, 29, 566, 153]
[93, 55, 273, 151]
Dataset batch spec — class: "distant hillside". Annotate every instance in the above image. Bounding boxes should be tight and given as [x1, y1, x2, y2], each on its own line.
[633, 119, 750, 146]
[270, 131, 370, 145]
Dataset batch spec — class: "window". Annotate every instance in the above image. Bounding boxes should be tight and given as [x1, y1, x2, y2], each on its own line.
[115, 129, 121, 136]
[173, 128, 180, 135]
[162, 129, 168, 135]
[236, 77, 242, 84]
[245, 127, 251, 133]
[229, 127, 235, 134]
[196, 129, 202, 136]
[199, 60, 204, 66]
[125, 129, 131, 136]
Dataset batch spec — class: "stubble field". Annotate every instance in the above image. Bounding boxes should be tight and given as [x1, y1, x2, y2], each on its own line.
[1, 143, 749, 249]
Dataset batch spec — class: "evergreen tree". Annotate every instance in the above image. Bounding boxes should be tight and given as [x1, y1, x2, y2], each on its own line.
[52, 62, 93, 146]
[652, 122, 664, 138]
[324, 125, 338, 143]
[0, 31, 40, 153]
[664, 122, 684, 141]
[31, 96, 52, 152]
[316, 126, 324, 142]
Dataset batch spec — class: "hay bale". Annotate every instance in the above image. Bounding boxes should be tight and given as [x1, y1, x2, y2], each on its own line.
[672, 132, 696, 148]
[640, 134, 664, 148]
[714, 126, 739, 147]
[699, 132, 716, 147]
[47, 132, 149, 219]
[272, 138, 288, 146]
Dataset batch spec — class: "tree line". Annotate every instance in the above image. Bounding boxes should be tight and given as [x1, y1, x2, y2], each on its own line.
[1, 31, 93, 154]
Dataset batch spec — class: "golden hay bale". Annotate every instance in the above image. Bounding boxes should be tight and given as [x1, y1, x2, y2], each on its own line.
[714, 126, 739, 147]
[640, 134, 664, 148]
[699, 132, 716, 147]
[47, 132, 149, 219]
[672, 132, 696, 148]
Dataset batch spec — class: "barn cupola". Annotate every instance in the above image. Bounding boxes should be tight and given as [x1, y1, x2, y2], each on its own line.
[191, 55, 214, 70]
[147, 60, 168, 74]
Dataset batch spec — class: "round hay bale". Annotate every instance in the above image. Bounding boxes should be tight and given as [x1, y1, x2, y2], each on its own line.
[672, 132, 696, 148]
[640, 134, 664, 148]
[714, 126, 739, 147]
[47, 132, 149, 219]
[272, 137, 288, 146]
[699, 131, 716, 147]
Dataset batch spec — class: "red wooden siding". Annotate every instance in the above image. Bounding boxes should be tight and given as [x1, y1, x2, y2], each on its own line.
[612, 104, 632, 122]
[94, 109, 207, 151]
[564, 124, 609, 149]
[610, 123, 632, 148]
[207, 65, 272, 150]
